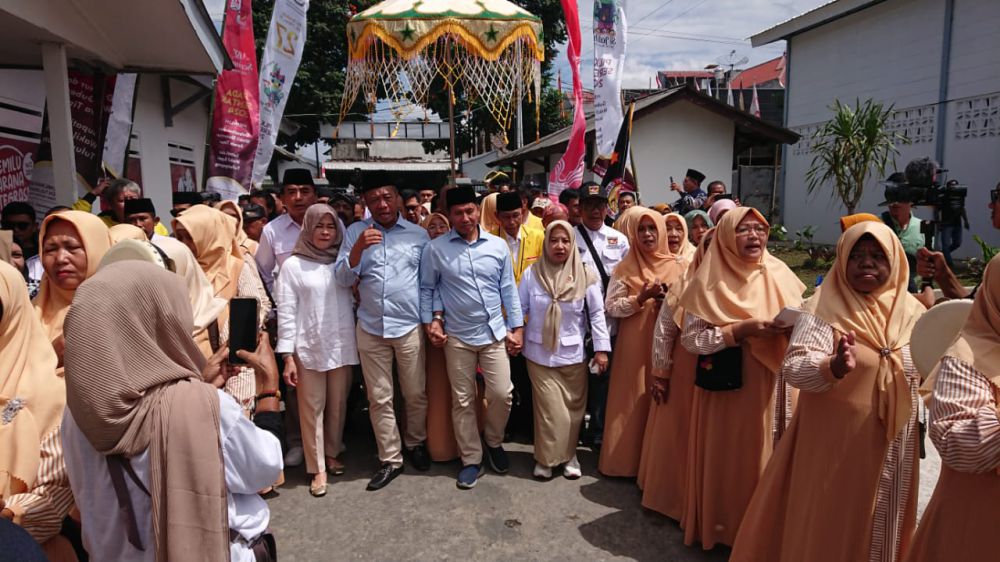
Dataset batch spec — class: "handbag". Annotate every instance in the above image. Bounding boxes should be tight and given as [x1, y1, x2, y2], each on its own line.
[695, 346, 743, 391]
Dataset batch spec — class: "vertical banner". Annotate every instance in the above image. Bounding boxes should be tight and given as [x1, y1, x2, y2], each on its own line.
[251, 0, 309, 186]
[29, 70, 116, 212]
[205, 0, 260, 199]
[600, 102, 635, 216]
[592, 0, 627, 178]
[101, 73, 138, 178]
[548, 0, 585, 199]
[0, 70, 45, 208]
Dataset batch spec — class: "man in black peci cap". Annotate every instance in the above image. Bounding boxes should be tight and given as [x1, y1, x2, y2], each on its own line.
[575, 181, 629, 450]
[255, 167, 317, 470]
[419, 185, 524, 490]
[242, 204, 269, 243]
[669, 168, 708, 216]
[124, 198, 165, 242]
[171, 191, 204, 218]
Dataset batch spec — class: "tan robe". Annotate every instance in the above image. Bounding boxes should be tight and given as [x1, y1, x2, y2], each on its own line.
[637, 339, 697, 520]
[424, 345, 486, 462]
[680, 314, 785, 549]
[731, 314, 919, 562]
[598, 277, 661, 477]
[905, 357, 1000, 562]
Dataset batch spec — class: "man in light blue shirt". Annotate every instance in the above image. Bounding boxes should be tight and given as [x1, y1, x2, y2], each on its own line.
[335, 184, 430, 491]
[420, 185, 524, 490]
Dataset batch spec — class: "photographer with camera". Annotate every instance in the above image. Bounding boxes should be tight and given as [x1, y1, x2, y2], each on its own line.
[918, 181, 1000, 299]
[880, 171, 924, 293]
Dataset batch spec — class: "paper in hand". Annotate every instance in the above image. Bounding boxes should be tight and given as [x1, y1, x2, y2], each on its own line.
[772, 307, 803, 329]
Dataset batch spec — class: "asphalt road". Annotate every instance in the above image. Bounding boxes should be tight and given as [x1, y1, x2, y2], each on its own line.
[265, 406, 942, 561]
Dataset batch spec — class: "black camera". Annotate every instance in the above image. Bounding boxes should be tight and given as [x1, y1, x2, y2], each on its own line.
[882, 157, 967, 210]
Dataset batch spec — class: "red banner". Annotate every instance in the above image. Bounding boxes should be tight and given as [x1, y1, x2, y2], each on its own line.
[548, 0, 586, 198]
[0, 137, 38, 208]
[205, 0, 259, 197]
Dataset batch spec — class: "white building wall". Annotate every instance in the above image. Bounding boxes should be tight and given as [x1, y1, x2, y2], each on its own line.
[630, 101, 734, 208]
[530, 100, 734, 207]
[131, 75, 210, 230]
[781, 0, 1000, 256]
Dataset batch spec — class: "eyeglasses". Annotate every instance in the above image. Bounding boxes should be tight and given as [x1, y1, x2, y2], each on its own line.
[735, 225, 769, 237]
[991, 189, 999, 204]
[1, 220, 32, 231]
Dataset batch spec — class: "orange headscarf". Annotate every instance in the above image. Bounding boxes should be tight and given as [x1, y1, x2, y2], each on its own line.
[109, 223, 147, 244]
[669, 227, 714, 326]
[679, 207, 805, 373]
[664, 212, 696, 262]
[0, 261, 63, 499]
[34, 210, 112, 346]
[804, 221, 925, 440]
[173, 205, 245, 300]
[944, 253, 1000, 388]
[479, 192, 500, 233]
[215, 200, 258, 256]
[612, 207, 687, 295]
[839, 212, 882, 232]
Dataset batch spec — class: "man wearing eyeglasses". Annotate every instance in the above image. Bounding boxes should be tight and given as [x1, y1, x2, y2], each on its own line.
[917, 183, 1000, 299]
[1, 201, 39, 258]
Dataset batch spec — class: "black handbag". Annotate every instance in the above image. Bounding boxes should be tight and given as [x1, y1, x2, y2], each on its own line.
[695, 346, 743, 391]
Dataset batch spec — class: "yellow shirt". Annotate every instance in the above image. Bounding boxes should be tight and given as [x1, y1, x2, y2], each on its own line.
[493, 224, 544, 285]
[72, 198, 170, 236]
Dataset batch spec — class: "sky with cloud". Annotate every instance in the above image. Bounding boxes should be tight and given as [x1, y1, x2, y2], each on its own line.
[557, 0, 829, 89]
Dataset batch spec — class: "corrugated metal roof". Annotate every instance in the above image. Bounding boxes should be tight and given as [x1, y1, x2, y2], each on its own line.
[324, 161, 451, 172]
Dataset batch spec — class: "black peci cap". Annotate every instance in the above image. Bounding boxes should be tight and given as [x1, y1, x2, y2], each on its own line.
[281, 168, 315, 186]
[446, 185, 478, 208]
[686, 169, 706, 183]
[124, 198, 156, 216]
[496, 191, 522, 212]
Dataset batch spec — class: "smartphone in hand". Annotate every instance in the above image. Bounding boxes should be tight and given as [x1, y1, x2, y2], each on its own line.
[229, 298, 259, 365]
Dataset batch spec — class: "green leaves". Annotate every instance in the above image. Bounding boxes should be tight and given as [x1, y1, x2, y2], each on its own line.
[804, 98, 909, 215]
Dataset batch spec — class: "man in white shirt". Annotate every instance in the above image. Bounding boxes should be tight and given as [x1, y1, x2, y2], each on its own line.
[575, 183, 630, 449]
[254, 168, 317, 468]
[254, 168, 317, 294]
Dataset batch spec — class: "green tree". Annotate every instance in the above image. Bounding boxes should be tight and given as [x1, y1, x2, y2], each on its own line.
[805, 98, 909, 215]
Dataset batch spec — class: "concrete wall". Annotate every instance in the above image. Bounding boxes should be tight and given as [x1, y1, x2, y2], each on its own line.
[781, 0, 1000, 256]
[131, 75, 210, 231]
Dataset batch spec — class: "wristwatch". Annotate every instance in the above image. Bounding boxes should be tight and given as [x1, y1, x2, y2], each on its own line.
[432, 313, 445, 322]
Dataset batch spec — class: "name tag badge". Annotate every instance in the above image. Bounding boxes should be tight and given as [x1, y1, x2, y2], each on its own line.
[607, 236, 619, 248]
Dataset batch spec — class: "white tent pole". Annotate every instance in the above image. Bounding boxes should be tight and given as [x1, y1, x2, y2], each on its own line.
[41, 42, 77, 205]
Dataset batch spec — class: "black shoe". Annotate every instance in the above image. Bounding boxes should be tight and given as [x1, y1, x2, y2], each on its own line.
[366, 463, 403, 491]
[409, 443, 431, 472]
[485, 444, 509, 474]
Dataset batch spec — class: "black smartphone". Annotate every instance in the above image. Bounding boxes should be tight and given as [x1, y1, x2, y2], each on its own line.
[229, 298, 259, 365]
[716, 193, 733, 200]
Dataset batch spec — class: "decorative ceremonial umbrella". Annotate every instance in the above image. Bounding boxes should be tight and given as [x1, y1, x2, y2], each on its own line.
[340, 0, 544, 184]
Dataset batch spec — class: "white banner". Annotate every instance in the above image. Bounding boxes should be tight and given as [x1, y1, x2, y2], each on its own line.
[101, 73, 137, 178]
[593, 0, 627, 161]
[251, 0, 309, 186]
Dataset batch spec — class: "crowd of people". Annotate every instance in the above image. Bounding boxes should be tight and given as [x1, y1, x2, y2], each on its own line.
[1, 162, 999, 561]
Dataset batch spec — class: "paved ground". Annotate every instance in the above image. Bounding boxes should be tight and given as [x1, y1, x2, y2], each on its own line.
[267, 405, 941, 561]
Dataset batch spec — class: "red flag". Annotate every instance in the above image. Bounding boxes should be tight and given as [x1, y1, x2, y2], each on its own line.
[205, 0, 260, 197]
[548, 0, 585, 198]
[750, 84, 761, 118]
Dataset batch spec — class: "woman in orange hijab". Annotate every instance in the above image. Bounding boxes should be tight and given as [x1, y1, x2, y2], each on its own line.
[1, 261, 77, 561]
[678, 207, 805, 548]
[173, 205, 271, 411]
[637, 220, 710, 522]
[731, 221, 925, 562]
[215, 200, 259, 256]
[598, 208, 687, 477]
[34, 210, 112, 364]
[905, 254, 1000, 561]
